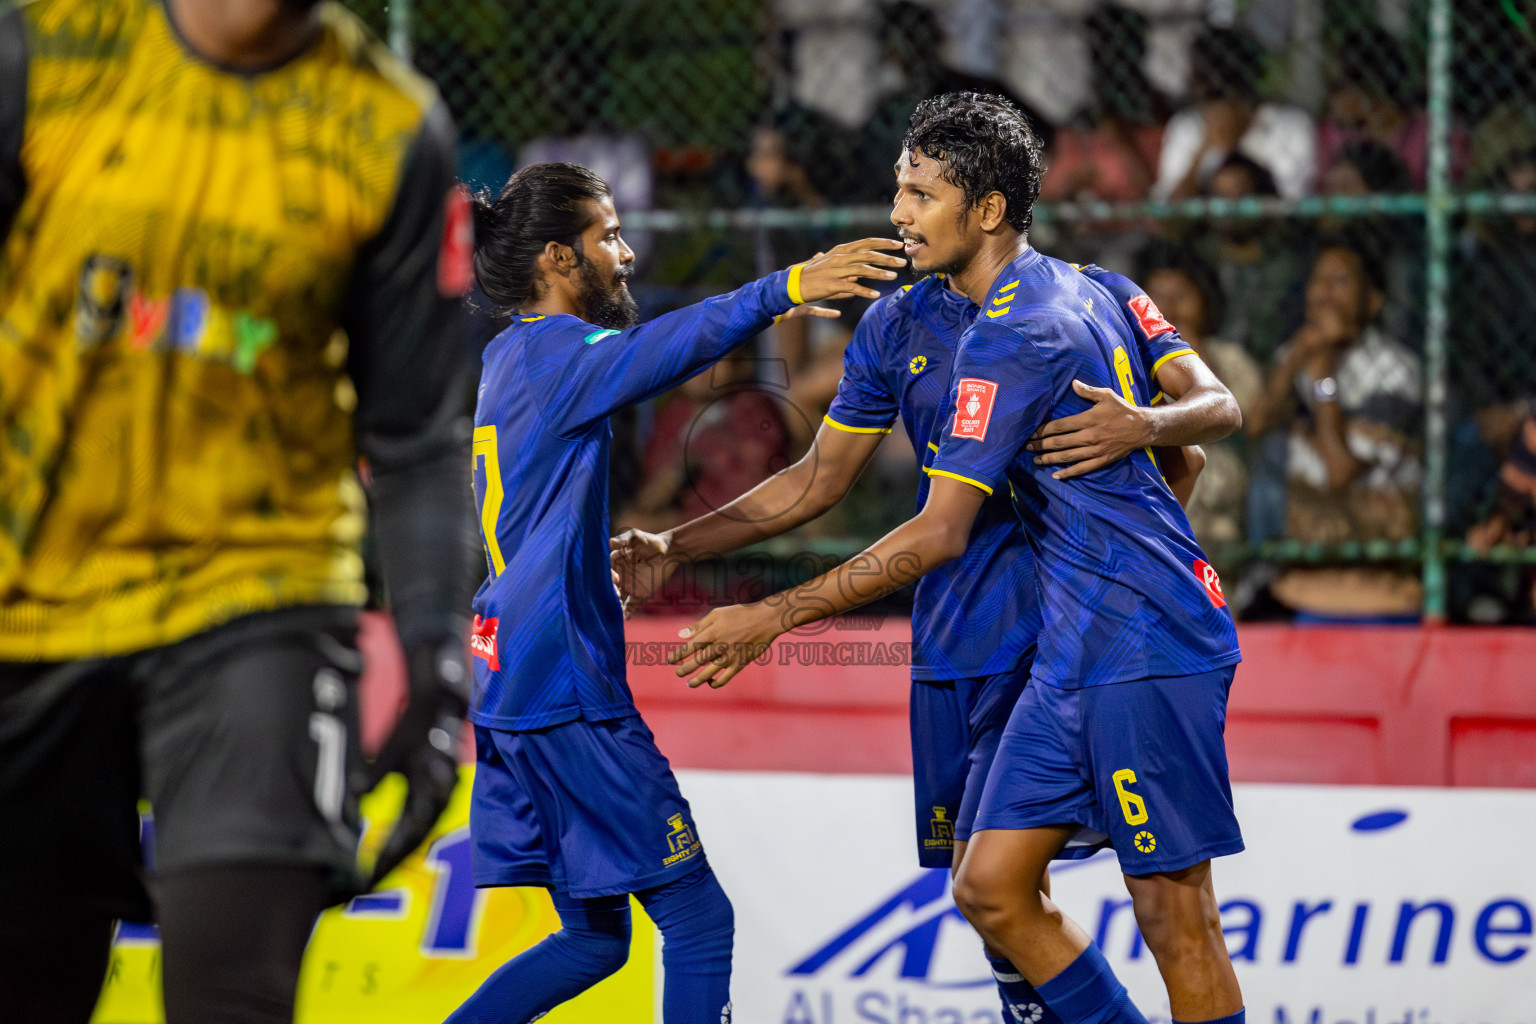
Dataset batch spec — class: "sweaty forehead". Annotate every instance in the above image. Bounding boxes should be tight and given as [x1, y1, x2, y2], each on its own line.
[583, 196, 620, 234]
[895, 148, 949, 188]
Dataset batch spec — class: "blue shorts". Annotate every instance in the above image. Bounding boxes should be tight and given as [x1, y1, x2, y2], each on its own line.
[973, 666, 1243, 875]
[469, 716, 708, 898]
[909, 660, 1031, 868]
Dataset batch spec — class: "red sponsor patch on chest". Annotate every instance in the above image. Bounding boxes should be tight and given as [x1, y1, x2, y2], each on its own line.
[470, 614, 500, 670]
[1193, 559, 1227, 609]
[951, 378, 999, 441]
[438, 185, 475, 297]
[1127, 293, 1175, 339]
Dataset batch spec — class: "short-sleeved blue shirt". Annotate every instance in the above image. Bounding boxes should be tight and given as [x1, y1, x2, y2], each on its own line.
[825, 268, 1203, 682]
[928, 250, 1241, 690]
[470, 270, 796, 729]
[825, 276, 1039, 680]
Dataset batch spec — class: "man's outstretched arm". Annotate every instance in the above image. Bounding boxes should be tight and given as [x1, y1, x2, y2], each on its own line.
[665, 476, 987, 688]
[612, 423, 885, 610]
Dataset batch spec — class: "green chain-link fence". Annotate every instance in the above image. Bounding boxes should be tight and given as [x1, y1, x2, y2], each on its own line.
[347, 0, 1536, 624]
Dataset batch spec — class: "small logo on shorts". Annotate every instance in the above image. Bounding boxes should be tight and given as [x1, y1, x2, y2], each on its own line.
[663, 813, 701, 867]
[925, 806, 954, 848]
[1133, 830, 1157, 854]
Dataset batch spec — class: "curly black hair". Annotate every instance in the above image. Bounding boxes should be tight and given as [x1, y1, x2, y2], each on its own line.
[901, 91, 1045, 232]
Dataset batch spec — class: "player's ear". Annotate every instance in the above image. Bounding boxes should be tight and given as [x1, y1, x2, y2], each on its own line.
[543, 239, 579, 277]
[977, 191, 1008, 232]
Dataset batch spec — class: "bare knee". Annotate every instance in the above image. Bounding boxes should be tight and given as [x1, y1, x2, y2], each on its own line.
[1127, 870, 1224, 964]
[952, 860, 1040, 934]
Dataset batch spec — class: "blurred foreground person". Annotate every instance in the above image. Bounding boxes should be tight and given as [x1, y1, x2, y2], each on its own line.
[0, 1, 476, 1020]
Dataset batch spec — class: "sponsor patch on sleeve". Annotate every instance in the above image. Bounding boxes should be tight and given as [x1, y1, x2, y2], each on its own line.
[1194, 559, 1227, 609]
[437, 185, 475, 297]
[950, 378, 999, 441]
[470, 614, 500, 670]
[1127, 293, 1175, 339]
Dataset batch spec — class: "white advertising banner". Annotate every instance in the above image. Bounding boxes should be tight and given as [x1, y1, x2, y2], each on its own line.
[677, 772, 1536, 1024]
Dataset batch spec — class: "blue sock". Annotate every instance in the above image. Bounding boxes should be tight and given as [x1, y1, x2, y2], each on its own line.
[1035, 943, 1149, 1024]
[638, 866, 734, 1024]
[988, 951, 1063, 1024]
[1176, 1011, 1245, 1024]
[444, 891, 630, 1024]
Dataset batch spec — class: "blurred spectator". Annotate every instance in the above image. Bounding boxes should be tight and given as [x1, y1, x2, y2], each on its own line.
[1194, 153, 1307, 364]
[1253, 237, 1424, 618]
[1457, 405, 1536, 623]
[616, 354, 789, 535]
[1154, 27, 1316, 201]
[1452, 148, 1536, 410]
[860, 1, 1054, 205]
[1316, 26, 1444, 189]
[1318, 139, 1422, 347]
[1139, 243, 1262, 546]
[1462, 0, 1536, 186]
[742, 106, 863, 454]
[1040, 8, 1167, 204]
[1466, 408, 1536, 555]
[1319, 139, 1412, 197]
[747, 105, 863, 209]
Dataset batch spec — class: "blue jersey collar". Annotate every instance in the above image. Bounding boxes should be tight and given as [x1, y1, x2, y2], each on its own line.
[979, 247, 1041, 320]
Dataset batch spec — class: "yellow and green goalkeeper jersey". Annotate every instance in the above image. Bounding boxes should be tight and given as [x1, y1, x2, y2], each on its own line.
[0, 0, 472, 660]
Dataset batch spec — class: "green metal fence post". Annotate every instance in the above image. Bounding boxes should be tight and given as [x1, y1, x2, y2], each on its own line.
[388, 0, 412, 62]
[1422, 0, 1452, 622]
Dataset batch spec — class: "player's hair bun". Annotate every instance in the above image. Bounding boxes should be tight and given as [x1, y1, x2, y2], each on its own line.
[471, 163, 613, 313]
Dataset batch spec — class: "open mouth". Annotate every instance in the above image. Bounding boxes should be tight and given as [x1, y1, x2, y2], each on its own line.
[902, 238, 925, 256]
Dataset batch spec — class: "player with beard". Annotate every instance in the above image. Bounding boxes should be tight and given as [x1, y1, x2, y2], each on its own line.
[454, 163, 903, 1024]
[0, 1, 478, 1022]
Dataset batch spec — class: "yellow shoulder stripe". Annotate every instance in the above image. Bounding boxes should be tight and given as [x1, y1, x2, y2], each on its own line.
[519, 315, 546, 322]
[1148, 348, 1196, 378]
[986, 307, 1011, 318]
[924, 467, 994, 495]
[823, 414, 893, 435]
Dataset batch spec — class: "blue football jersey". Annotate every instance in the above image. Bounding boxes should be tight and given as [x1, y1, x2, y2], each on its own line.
[470, 270, 797, 729]
[825, 276, 1040, 680]
[825, 271, 1199, 682]
[928, 249, 1241, 690]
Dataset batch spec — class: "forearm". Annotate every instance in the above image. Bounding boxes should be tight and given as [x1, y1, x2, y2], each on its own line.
[1144, 384, 1242, 446]
[1155, 444, 1205, 508]
[668, 458, 833, 558]
[369, 445, 476, 650]
[1259, 354, 1304, 433]
[760, 510, 965, 634]
[1307, 401, 1362, 490]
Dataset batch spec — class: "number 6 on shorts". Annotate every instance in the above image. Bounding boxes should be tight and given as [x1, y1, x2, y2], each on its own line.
[1112, 768, 1148, 826]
